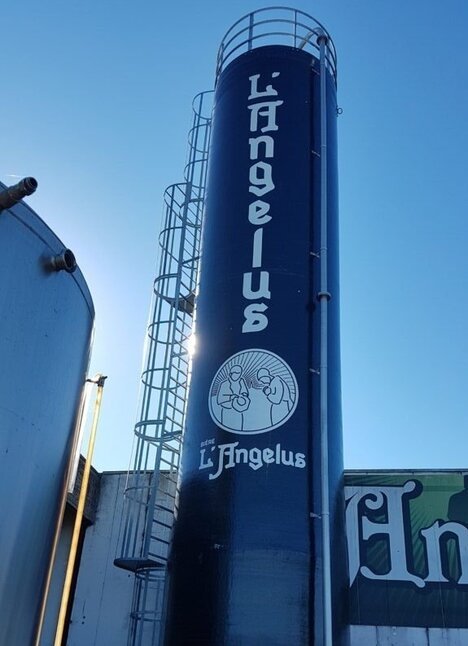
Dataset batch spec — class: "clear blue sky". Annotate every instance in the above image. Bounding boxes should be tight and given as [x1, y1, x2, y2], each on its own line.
[2, 0, 467, 471]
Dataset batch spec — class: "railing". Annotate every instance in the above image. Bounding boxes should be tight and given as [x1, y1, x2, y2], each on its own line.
[216, 6, 337, 86]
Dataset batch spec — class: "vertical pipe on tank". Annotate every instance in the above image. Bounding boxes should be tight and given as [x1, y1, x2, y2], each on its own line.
[317, 31, 333, 646]
[34, 379, 92, 646]
[54, 375, 106, 646]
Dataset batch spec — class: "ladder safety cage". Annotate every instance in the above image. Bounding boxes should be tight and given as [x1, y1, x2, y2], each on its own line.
[114, 91, 213, 646]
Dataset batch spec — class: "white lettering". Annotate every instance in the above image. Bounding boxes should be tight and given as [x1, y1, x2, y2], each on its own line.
[249, 100, 284, 133]
[243, 71, 282, 333]
[242, 304, 268, 333]
[263, 448, 275, 464]
[281, 449, 294, 466]
[209, 443, 237, 480]
[295, 453, 306, 468]
[252, 228, 263, 268]
[242, 271, 271, 300]
[249, 448, 263, 470]
[199, 447, 214, 469]
[248, 200, 271, 225]
[249, 135, 274, 160]
[235, 447, 249, 464]
[201, 440, 306, 480]
[421, 521, 468, 584]
[248, 73, 280, 100]
[346, 482, 425, 588]
[249, 162, 274, 197]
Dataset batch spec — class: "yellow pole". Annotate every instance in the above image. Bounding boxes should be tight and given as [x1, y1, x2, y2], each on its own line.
[34, 380, 93, 646]
[53, 375, 107, 646]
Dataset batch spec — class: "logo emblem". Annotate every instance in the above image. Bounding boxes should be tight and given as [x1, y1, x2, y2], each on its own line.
[208, 349, 298, 434]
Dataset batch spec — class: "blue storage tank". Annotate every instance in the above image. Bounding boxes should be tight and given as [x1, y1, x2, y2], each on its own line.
[0, 181, 94, 646]
[163, 8, 348, 646]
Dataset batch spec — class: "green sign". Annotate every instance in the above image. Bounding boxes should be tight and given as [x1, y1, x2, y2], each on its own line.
[345, 471, 468, 628]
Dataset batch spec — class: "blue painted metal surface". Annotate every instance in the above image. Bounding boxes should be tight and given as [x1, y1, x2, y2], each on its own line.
[0, 187, 94, 646]
[163, 44, 345, 645]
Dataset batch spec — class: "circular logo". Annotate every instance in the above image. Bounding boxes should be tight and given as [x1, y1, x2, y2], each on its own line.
[208, 349, 299, 435]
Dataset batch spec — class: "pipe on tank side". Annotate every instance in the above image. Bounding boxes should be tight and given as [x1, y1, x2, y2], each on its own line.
[0, 177, 38, 212]
[50, 249, 78, 273]
[317, 30, 333, 646]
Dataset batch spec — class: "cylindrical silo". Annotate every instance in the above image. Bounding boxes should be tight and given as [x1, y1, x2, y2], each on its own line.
[163, 9, 348, 645]
[0, 182, 94, 646]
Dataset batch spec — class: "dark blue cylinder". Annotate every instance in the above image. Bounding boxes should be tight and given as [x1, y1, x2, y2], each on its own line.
[164, 44, 346, 644]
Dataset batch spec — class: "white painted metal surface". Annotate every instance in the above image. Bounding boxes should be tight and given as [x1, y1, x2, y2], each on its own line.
[350, 625, 468, 645]
[39, 509, 74, 646]
[67, 473, 138, 646]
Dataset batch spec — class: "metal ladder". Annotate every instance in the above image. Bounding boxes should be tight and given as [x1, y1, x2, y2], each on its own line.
[115, 91, 212, 646]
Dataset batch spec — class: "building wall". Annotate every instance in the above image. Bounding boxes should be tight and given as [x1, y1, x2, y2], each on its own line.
[61, 470, 468, 645]
[350, 626, 468, 645]
[66, 472, 135, 646]
[346, 471, 468, 633]
[40, 457, 100, 645]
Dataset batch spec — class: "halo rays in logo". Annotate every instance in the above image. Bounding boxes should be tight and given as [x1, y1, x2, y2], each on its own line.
[209, 349, 298, 434]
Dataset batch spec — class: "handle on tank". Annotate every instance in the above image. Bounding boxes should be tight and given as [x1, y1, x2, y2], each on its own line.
[0, 177, 38, 212]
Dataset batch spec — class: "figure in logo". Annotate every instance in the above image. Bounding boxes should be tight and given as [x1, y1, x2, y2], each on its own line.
[216, 365, 250, 431]
[256, 367, 292, 426]
[447, 475, 468, 525]
[209, 349, 298, 435]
